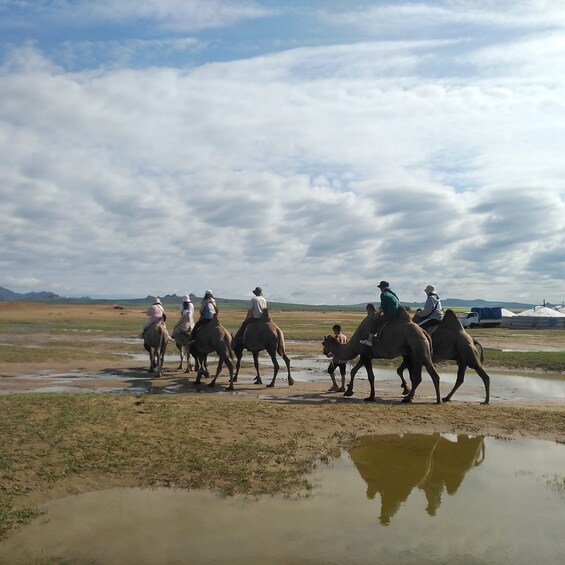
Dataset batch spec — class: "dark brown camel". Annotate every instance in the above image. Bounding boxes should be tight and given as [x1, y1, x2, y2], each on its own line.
[233, 309, 294, 388]
[396, 310, 491, 404]
[191, 315, 235, 390]
[322, 306, 442, 403]
[143, 321, 170, 378]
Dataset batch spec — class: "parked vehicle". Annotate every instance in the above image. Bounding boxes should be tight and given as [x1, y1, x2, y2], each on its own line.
[461, 307, 502, 328]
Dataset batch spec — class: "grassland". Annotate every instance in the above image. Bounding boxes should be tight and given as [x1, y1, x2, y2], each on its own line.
[0, 302, 564, 541]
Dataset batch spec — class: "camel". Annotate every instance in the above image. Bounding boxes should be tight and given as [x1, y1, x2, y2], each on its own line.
[173, 331, 194, 372]
[143, 321, 170, 378]
[233, 309, 294, 388]
[191, 315, 235, 390]
[322, 306, 441, 403]
[396, 310, 491, 404]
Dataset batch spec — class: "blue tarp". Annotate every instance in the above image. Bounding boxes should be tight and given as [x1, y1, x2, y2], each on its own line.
[471, 307, 502, 319]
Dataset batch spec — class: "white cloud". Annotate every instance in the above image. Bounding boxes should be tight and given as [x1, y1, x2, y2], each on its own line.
[0, 2, 564, 304]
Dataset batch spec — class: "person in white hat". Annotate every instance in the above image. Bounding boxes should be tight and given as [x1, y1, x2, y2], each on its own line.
[139, 297, 166, 338]
[234, 286, 267, 346]
[413, 284, 444, 332]
[172, 295, 195, 340]
[190, 290, 218, 340]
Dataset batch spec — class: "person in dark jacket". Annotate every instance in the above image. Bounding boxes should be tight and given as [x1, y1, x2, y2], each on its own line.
[360, 280, 400, 346]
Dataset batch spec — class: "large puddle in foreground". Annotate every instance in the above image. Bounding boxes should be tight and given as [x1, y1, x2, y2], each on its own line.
[1, 434, 564, 564]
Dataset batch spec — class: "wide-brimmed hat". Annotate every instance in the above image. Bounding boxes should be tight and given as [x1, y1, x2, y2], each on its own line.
[424, 284, 436, 294]
[377, 280, 389, 289]
[252, 286, 263, 295]
[154, 297, 161, 304]
[182, 294, 190, 301]
[204, 289, 213, 296]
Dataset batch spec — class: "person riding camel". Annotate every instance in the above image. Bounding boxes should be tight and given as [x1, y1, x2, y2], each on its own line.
[413, 284, 444, 332]
[190, 290, 218, 341]
[234, 286, 267, 346]
[139, 297, 166, 339]
[359, 280, 400, 346]
[172, 295, 195, 341]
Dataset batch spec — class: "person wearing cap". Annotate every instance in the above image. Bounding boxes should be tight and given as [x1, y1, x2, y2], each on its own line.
[172, 295, 195, 340]
[360, 281, 401, 346]
[413, 284, 444, 332]
[190, 290, 218, 340]
[234, 287, 267, 345]
[139, 297, 166, 338]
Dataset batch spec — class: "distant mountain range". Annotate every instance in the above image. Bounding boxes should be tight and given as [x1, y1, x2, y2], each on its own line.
[0, 286, 539, 311]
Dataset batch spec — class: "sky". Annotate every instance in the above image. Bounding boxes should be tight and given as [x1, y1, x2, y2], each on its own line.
[1, 0, 564, 305]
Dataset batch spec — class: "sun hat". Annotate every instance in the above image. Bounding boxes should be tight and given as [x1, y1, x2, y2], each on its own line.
[377, 281, 389, 289]
[182, 294, 189, 301]
[424, 285, 436, 294]
[154, 297, 161, 304]
[252, 286, 263, 295]
[205, 289, 213, 296]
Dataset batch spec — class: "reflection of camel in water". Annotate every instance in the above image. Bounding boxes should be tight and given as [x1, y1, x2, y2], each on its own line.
[322, 306, 441, 403]
[419, 435, 485, 516]
[347, 433, 485, 525]
[396, 310, 491, 404]
[233, 310, 294, 388]
[143, 322, 170, 378]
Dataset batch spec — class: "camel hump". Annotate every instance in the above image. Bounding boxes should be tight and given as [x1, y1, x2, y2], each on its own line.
[397, 307, 411, 322]
[442, 309, 463, 330]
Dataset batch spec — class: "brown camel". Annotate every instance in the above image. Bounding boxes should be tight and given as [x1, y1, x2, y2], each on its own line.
[233, 309, 294, 388]
[173, 331, 210, 376]
[396, 310, 491, 404]
[322, 306, 441, 403]
[143, 321, 170, 378]
[191, 315, 235, 390]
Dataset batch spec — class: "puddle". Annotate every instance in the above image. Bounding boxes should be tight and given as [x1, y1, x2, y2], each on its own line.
[1, 356, 565, 402]
[1, 434, 564, 564]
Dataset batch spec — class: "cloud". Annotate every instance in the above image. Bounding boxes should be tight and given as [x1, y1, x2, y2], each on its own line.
[0, 2, 564, 304]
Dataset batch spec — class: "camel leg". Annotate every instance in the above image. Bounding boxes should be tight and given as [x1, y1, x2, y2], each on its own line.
[283, 353, 293, 386]
[443, 363, 490, 405]
[364, 356, 377, 402]
[175, 343, 183, 370]
[222, 354, 235, 391]
[209, 358, 224, 387]
[253, 351, 263, 385]
[396, 357, 412, 396]
[266, 348, 280, 388]
[425, 362, 442, 404]
[402, 363, 423, 403]
[345, 357, 366, 397]
[233, 346, 243, 383]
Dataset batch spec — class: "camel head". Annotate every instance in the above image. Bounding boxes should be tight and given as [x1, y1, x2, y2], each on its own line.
[366, 302, 378, 315]
[321, 335, 337, 358]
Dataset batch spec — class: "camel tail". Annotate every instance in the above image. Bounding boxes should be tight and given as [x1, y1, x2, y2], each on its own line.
[473, 339, 484, 363]
[276, 327, 286, 356]
[225, 333, 235, 360]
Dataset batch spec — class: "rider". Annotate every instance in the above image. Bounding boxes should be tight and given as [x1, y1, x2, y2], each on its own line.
[139, 297, 166, 339]
[234, 287, 267, 345]
[359, 281, 401, 347]
[172, 296, 195, 340]
[414, 284, 444, 332]
[190, 290, 218, 340]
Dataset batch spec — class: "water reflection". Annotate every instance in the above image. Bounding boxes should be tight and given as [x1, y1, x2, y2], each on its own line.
[1, 435, 564, 564]
[348, 434, 484, 524]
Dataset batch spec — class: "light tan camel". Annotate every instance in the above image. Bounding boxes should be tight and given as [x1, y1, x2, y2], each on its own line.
[173, 331, 194, 372]
[233, 309, 294, 388]
[191, 315, 235, 390]
[322, 306, 441, 403]
[143, 321, 170, 378]
[396, 310, 491, 404]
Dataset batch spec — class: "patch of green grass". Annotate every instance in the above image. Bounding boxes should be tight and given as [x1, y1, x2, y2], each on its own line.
[484, 350, 565, 372]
